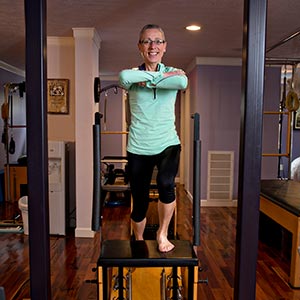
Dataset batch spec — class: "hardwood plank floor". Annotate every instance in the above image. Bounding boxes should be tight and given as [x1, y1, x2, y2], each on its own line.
[0, 185, 300, 299]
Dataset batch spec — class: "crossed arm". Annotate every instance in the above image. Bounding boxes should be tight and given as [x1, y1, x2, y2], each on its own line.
[119, 69, 188, 90]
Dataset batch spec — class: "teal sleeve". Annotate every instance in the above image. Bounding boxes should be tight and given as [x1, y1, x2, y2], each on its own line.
[119, 69, 188, 90]
[146, 74, 188, 90]
[119, 69, 160, 90]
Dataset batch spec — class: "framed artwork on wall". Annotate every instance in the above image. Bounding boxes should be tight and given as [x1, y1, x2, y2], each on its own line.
[47, 79, 69, 114]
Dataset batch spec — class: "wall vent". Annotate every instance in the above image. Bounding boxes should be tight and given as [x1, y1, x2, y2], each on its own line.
[207, 151, 234, 202]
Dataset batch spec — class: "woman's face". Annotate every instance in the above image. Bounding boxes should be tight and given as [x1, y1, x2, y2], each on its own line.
[138, 28, 167, 68]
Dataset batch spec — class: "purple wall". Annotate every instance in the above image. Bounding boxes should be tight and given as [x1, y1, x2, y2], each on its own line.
[189, 64, 281, 199]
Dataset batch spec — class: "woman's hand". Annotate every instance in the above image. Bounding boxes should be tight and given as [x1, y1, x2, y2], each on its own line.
[163, 70, 186, 77]
[137, 69, 186, 87]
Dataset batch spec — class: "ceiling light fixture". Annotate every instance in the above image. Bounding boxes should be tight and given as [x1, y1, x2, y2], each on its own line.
[186, 25, 201, 31]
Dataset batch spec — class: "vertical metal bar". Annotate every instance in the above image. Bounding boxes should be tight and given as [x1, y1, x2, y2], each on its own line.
[192, 113, 201, 246]
[5, 130, 10, 201]
[24, 0, 51, 299]
[188, 266, 194, 300]
[126, 268, 132, 300]
[277, 71, 286, 178]
[172, 266, 178, 300]
[160, 268, 166, 300]
[287, 112, 292, 179]
[92, 112, 102, 231]
[103, 267, 108, 300]
[118, 267, 124, 300]
[234, 0, 267, 299]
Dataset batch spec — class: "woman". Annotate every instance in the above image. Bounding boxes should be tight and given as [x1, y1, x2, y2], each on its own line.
[119, 24, 188, 252]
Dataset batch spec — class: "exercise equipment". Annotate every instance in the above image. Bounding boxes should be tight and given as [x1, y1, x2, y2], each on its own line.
[101, 156, 130, 207]
[260, 179, 300, 288]
[286, 64, 300, 112]
[262, 63, 300, 179]
[266, 29, 300, 179]
[92, 77, 202, 299]
[97, 240, 198, 300]
[0, 213, 24, 234]
[0, 82, 26, 234]
[92, 81, 127, 230]
[1, 82, 26, 202]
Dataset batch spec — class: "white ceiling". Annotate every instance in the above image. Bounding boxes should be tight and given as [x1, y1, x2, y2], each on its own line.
[0, 0, 300, 78]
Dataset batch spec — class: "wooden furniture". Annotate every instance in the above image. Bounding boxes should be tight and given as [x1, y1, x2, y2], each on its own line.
[4, 164, 27, 202]
[260, 179, 300, 288]
[97, 239, 198, 300]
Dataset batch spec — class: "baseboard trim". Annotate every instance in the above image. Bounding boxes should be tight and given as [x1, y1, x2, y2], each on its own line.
[75, 227, 95, 238]
[201, 199, 238, 207]
[185, 190, 238, 207]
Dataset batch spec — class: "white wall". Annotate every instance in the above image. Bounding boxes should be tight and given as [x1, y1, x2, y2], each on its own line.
[47, 29, 101, 237]
[73, 28, 101, 237]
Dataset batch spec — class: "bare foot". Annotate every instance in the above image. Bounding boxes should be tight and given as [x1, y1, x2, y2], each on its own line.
[157, 233, 175, 252]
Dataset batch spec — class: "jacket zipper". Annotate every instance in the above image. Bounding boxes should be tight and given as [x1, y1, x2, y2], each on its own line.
[153, 88, 157, 99]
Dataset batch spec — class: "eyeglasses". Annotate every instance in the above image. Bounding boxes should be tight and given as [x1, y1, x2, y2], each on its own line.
[139, 39, 166, 46]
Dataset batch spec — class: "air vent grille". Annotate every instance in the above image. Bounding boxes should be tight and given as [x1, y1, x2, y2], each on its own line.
[207, 151, 234, 201]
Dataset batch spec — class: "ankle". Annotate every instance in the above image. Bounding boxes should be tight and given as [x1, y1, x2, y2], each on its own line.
[135, 234, 144, 240]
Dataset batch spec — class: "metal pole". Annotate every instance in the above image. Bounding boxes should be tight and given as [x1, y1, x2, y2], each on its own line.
[191, 113, 201, 246]
[92, 112, 102, 231]
[24, 0, 51, 299]
[234, 0, 267, 299]
[277, 70, 286, 178]
[267, 29, 300, 53]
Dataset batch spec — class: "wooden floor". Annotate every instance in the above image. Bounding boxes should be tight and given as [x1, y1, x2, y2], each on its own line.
[0, 185, 300, 300]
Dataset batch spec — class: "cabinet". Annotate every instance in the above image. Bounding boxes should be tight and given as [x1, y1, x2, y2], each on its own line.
[4, 165, 27, 202]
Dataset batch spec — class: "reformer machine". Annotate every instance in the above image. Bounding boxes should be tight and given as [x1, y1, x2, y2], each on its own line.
[92, 78, 202, 300]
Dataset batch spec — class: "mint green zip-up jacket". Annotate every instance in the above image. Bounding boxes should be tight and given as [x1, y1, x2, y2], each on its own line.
[119, 63, 188, 155]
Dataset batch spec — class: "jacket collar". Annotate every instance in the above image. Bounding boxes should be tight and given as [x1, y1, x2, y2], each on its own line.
[138, 63, 163, 71]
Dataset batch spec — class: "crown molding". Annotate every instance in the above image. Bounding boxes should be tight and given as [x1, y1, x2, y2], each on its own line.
[0, 60, 25, 77]
[47, 36, 74, 46]
[72, 27, 101, 49]
[186, 56, 242, 73]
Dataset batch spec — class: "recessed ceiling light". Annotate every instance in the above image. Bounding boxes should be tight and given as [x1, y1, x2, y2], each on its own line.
[186, 25, 201, 31]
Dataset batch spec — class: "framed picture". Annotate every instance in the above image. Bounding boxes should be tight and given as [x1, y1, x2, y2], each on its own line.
[47, 79, 69, 114]
[294, 111, 300, 130]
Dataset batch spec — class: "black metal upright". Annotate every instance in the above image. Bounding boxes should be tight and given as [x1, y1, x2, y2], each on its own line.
[92, 77, 103, 231]
[192, 113, 201, 246]
[92, 112, 102, 231]
[234, 0, 267, 299]
[24, 0, 51, 299]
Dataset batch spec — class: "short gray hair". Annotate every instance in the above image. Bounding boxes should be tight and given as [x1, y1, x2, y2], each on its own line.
[139, 24, 165, 41]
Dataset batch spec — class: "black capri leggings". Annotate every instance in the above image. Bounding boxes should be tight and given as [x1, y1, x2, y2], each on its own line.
[127, 144, 181, 223]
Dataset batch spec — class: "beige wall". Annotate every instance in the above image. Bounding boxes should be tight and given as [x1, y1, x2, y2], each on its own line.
[47, 37, 75, 142]
[47, 30, 101, 237]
